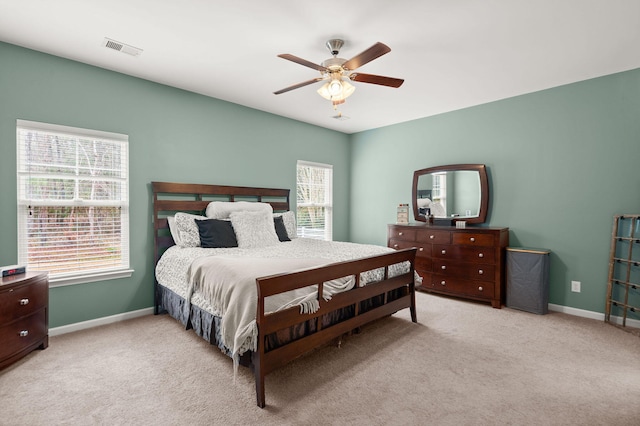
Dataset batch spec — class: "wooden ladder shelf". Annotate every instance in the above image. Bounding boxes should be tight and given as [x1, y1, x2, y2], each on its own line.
[605, 214, 640, 329]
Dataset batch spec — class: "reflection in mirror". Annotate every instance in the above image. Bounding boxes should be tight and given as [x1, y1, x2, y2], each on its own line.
[416, 171, 480, 218]
[412, 164, 489, 225]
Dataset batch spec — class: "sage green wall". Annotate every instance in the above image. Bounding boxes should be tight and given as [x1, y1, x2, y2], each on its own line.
[0, 42, 350, 327]
[3, 40, 638, 326]
[350, 68, 640, 313]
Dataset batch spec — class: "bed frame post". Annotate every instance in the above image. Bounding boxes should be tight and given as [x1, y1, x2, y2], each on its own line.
[409, 265, 417, 323]
[254, 284, 267, 408]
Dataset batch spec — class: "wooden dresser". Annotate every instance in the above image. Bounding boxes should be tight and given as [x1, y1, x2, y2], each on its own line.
[0, 271, 49, 369]
[388, 224, 509, 308]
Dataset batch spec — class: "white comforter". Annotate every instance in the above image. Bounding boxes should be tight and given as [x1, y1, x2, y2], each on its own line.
[155, 238, 406, 361]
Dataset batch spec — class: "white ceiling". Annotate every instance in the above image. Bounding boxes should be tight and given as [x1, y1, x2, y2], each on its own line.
[1, 0, 639, 134]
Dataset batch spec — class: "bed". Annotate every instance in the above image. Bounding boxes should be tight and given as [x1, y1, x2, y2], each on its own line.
[152, 181, 417, 407]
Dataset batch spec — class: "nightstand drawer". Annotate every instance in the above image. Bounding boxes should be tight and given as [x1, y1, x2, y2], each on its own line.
[0, 277, 48, 323]
[1, 271, 49, 370]
[0, 310, 47, 360]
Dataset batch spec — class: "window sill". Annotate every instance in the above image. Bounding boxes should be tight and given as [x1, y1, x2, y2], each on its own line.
[48, 269, 134, 288]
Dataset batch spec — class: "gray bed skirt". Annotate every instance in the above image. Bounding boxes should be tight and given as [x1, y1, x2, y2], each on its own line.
[157, 284, 233, 356]
[156, 282, 401, 362]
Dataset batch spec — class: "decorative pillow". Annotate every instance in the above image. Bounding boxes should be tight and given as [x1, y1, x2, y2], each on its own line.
[274, 211, 297, 239]
[206, 201, 273, 219]
[230, 210, 280, 248]
[174, 212, 207, 247]
[273, 216, 290, 242]
[167, 216, 183, 246]
[196, 219, 238, 248]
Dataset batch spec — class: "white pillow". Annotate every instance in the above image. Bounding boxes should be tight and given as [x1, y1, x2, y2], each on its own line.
[417, 198, 432, 208]
[230, 210, 279, 248]
[273, 211, 297, 239]
[206, 201, 273, 219]
[167, 216, 182, 246]
[174, 212, 207, 247]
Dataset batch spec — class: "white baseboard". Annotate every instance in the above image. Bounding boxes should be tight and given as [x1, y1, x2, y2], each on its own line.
[49, 307, 154, 337]
[549, 303, 640, 328]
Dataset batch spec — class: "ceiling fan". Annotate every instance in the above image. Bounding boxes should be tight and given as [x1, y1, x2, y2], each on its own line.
[274, 39, 404, 109]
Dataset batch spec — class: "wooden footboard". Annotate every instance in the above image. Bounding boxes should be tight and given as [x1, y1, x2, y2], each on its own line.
[253, 247, 417, 408]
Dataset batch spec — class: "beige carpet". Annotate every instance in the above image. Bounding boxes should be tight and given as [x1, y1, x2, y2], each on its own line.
[1, 292, 639, 425]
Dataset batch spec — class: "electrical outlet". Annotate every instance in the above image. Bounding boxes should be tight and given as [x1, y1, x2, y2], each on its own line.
[571, 280, 581, 293]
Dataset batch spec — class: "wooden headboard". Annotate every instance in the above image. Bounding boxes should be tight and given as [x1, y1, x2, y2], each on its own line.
[151, 181, 291, 264]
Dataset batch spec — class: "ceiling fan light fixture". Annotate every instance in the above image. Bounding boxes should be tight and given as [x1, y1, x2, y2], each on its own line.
[329, 80, 343, 96]
[275, 40, 401, 112]
[317, 79, 355, 102]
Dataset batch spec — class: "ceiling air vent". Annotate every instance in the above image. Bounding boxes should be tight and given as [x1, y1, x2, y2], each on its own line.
[102, 37, 143, 56]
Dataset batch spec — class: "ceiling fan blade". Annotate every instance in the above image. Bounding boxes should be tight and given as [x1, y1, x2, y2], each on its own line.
[274, 77, 324, 95]
[350, 73, 404, 88]
[277, 54, 328, 72]
[342, 42, 391, 71]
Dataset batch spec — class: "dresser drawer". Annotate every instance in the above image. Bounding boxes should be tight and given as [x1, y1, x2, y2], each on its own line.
[415, 271, 432, 289]
[432, 260, 496, 281]
[432, 244, 496, 264]
[430, 275, 495, 299]
[452, 232, 495, 246]
[389, 239, 430, 257]
[0, 310, 47, 360]
[0, 278, 48, 323]
[388, 227, 417, 242]
[416, 230, 451, 244]
[415, 256, 433, 273]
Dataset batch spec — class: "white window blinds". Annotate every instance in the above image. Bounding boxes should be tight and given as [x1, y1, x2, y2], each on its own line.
[16, 120, 131, 285]
[296, 160, 333, 240]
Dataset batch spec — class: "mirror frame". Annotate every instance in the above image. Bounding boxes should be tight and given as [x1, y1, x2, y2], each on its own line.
[412, 163, 489, 225]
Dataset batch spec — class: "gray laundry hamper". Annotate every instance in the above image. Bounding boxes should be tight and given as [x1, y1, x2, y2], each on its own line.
[506, 247, 551, 314]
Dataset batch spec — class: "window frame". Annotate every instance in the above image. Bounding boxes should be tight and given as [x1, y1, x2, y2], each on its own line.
[296, 160, 333, 241]
[16, 119, 133, 287]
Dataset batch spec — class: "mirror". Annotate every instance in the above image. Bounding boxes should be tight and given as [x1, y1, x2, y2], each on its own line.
[412, 164, 489, 225]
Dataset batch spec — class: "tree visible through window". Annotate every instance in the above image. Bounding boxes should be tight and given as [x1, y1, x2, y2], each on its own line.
[296, 161, 333, 240]
[16, 120, 131, 285]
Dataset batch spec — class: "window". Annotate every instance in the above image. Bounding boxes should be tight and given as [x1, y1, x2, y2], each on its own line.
[296, 160, 333, 240]
[432, 172, 447, 214]
[16, 120, 132, 286]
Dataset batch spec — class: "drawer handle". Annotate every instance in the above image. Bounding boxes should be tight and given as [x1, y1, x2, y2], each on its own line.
[441, 249, 446, 255]
[440, 281, 446, 286]
[478, 286, 484, 291]
[398, 232, 403, 236]
[478, 253, 484, 258]
[419, 247, 424, 252]
[470, 237, 475, 242]
[20, 298, 30, 306]
[429, 235, 435, 239]
[478, 269, 484, 275]
[393, 244, 399, 249]
[19, 330, 29, 337]
[441, 265, 446, 270]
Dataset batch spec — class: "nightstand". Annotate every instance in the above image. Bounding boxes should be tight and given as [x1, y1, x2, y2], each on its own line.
[0, 271, 49, 369]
